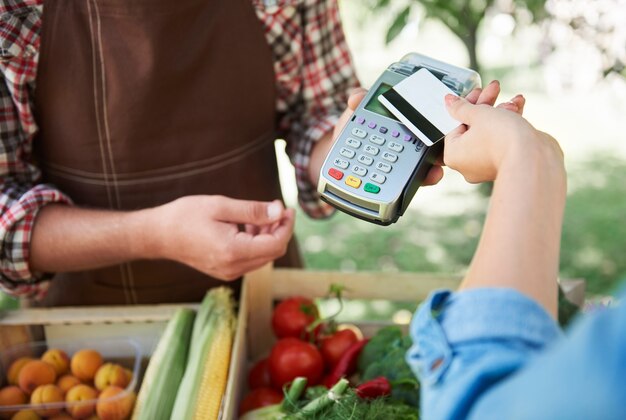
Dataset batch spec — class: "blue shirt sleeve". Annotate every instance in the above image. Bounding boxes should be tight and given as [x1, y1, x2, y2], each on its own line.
[407, 287, 626, 420]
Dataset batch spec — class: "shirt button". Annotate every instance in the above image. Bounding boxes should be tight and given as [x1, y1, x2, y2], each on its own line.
[430, 357, 444, 371]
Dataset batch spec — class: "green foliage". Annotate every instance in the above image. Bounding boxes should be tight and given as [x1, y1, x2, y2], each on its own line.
[358, 326, 420, 407]
[284, 388, 420, 420]
[558, 286, 580, 327]
[366, 0, 548, 72]
[386, 6, 412, 45]
[560, 155, 626, 295]
[298, 154, 625, 297]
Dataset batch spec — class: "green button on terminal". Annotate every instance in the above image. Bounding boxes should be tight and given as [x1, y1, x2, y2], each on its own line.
[364, 183, 380, 194]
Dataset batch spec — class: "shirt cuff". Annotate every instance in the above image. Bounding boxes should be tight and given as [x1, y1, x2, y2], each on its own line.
[407, 288, 562, 386]
[0, 185, 72, 299]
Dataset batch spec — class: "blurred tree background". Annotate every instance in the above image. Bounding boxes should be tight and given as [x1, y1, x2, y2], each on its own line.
[294, 0, 626, 298]
[0, 0, 624, 309]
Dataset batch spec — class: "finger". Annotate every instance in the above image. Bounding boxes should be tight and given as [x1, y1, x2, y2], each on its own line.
[445, 95, 483, 125]
[215, 198, 285, 225]
[475, 80, 500, 106]
[347, 88, 368, 110]
[496, 95, 525, 115]
[465, 87, 482, 104]
[233, 208, 295, 259]
[217, 256, 274, 281]
[245, 224, 260, 235]
[511, 94, 525, 114]
[444, 121, 468, 142]
[422, 165, 444, 186]
[496, 102, 519, 113]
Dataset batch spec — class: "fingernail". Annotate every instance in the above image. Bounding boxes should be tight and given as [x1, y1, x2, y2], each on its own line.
[505, 101, 519, 111]
[490, 80, 500, 86]
[445, 94, 459, 105]
[267, 202, 282, 220]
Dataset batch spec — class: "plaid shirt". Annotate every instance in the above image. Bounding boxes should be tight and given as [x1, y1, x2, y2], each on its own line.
[0, 0, 359, 298]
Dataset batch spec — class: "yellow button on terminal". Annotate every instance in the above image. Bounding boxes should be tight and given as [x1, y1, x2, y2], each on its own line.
[345, 175, 362, 189]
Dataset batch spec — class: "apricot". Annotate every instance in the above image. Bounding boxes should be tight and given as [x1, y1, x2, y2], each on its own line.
[96, 386, 135, 420]
[17, 361, 56, 395]
[30, 384, 64, 417]
[57, 375, 82, 395]
[6, 358, 34, 386]
[0, 386, 27, 419]
[71, 350, 103, 382]
[41, 349, 70, 376]
[94, 364, 129, 391]
[123, 368, 133, 385]
[9, 411, 40, 420]
[65, 384, 98, 419]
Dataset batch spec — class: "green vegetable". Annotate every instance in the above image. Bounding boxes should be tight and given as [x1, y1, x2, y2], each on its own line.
[131, 308, 195, 420]
[358, 326, 420, 407]
[287, 389, 419, 419]
[357, 326, 403, 371]
[242, 377, 420, 420]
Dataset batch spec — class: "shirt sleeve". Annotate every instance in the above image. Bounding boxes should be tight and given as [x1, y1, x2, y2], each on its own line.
[0, 6, 71, 299]
[275, 0, 360, 218]
[406, 288, 563, 420]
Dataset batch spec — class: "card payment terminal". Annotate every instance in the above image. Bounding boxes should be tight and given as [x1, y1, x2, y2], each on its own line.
[317, 53, 481, 225]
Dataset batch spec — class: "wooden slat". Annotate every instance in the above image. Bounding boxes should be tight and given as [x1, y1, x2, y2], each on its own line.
[272, 268, 463, 302]
[245, 264, 275, 361]
[0, 303, 198, 326]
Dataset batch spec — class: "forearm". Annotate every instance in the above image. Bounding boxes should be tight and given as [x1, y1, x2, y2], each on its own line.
[460, 139, 566, 317]
[29, 204, 160, 273]
[308, 131, 334, 186]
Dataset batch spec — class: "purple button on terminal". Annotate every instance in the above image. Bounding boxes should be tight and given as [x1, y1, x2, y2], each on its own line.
[368, 122, 377, 129]
[391, 130, 400, 138]
[356, 117, 365, 124]
[403, 134, 413, 142]
[379, 127, 388, 134]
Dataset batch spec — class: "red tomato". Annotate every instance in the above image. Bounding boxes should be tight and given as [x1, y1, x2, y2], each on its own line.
[239, 387, 283, 415]
[271, 297, 319, 339]
[320, 329, 359, 368]
[268, 338, 324, 389]
[248, 358, 271, 390]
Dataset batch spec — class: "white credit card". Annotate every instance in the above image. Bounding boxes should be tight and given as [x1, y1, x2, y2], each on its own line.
[378, 68, 461, 146]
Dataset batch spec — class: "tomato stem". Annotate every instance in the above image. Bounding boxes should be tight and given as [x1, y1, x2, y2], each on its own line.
[306, 283, 347, 336]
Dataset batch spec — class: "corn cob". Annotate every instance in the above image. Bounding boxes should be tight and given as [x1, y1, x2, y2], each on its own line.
[192, 309, 235, 419]
[170, 287, 236, 420]
[131, 307, 195, 420]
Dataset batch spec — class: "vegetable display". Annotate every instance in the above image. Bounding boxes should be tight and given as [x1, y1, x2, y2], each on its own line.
[132, 287, 236, 420]
[240, 286, 421, 419]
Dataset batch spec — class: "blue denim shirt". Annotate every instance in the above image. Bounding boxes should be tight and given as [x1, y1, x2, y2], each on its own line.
[407, 288, 626, 420]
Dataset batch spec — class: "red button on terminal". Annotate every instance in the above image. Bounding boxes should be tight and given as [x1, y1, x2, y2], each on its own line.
[328, 168, 344, 180]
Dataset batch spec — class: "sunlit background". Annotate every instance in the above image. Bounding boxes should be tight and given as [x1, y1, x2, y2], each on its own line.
[277, 0, 626, 313]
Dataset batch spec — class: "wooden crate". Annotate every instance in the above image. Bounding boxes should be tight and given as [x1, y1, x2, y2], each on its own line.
[0, 302, 198, 416]
[222, 265, 585, 419]
[0, 268, 584, 419]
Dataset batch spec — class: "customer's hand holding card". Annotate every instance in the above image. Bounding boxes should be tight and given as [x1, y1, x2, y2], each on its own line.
[378, 68, 461, 146]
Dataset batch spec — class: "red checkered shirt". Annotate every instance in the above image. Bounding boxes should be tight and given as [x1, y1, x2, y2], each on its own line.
[0, 0, 359, 298]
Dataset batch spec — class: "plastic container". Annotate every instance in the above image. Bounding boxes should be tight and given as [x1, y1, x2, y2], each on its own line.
[0, 336, 141, 418]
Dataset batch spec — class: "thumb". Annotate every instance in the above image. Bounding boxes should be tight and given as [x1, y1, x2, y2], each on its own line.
[347, 88, 368, 111]
[214, 198, 285, 224]
[445, 94, 478, 125]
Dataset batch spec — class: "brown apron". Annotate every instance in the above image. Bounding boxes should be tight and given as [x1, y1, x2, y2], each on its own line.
[33, 0, 301, 306]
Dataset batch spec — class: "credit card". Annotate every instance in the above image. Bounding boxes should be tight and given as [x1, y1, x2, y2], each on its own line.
[378, 68, 461, 146]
